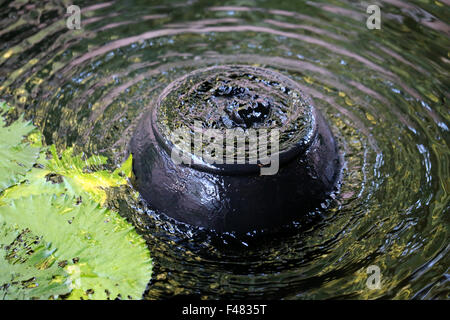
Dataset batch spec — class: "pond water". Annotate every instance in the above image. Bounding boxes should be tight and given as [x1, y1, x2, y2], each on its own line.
[0, 0, 448, 299]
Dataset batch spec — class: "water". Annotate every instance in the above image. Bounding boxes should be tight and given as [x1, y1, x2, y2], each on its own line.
[0, 0, 448, 299]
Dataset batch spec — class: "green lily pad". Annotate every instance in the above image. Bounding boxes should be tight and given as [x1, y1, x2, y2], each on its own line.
[0, 223, 72, 300]
[45, 145, 131, 205]
[0, 110, 40, 192]
[0, 194, 152, 300]
[0, 103, 152, 300]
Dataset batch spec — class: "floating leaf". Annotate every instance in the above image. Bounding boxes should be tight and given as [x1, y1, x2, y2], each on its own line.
[114, 154, 133, 179]
[26, 130, 44, 148]
[0, 106, 152, 300]
[0, 101, 11, 113]
[0, 223, 72, 300]
[0, 168, 67, 205]
[0, 194, 152, 300]
[45, 145, 129, 204]
[1, 147, 132, 206]
[0, 105, 40, 192]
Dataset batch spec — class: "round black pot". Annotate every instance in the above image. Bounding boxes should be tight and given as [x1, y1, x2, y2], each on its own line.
[130, 65, 341, 233]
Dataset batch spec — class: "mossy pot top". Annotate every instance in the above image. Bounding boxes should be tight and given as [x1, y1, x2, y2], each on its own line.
[152, 65, 316, 175]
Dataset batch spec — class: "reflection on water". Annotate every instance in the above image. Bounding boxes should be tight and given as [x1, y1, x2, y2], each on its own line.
[0, 0, 448, 299]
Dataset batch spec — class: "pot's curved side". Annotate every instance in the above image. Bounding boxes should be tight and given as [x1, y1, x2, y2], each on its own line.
[130, 106, 340, 233]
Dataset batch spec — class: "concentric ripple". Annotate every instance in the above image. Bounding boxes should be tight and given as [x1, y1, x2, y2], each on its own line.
[0, 0, 449, 299]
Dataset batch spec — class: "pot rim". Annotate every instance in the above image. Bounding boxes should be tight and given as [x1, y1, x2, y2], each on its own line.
[150, 65, 318, 176]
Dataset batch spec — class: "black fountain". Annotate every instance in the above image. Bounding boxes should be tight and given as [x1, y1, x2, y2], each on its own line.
[130, 65, 341, 233]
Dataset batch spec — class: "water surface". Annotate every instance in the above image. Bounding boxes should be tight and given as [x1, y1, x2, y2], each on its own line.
[0, 0, 448, 299]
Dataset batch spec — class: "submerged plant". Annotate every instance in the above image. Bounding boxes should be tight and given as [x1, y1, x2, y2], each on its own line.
[0, 102, 152, 300]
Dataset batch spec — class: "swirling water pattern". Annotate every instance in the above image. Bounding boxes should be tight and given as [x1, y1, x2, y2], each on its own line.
[0, 0, 448, 299]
